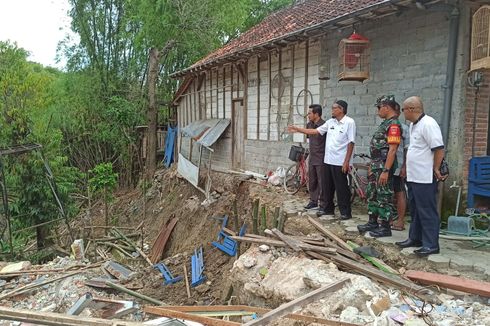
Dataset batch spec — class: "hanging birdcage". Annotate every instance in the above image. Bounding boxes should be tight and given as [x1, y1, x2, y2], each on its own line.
[338, 32, 370, 82]
[471, 5, 490, 71]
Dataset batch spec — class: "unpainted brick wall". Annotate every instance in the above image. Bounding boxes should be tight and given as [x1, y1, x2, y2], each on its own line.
[463, 69, 490, 192]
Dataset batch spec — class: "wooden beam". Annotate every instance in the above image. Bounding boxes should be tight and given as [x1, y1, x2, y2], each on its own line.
[306, 251, 436, 302]
[271, 228, 302, 252]
[405, 270, 490, 297]
[231, 236, 336, 254]
[144, 306, 241, 326]
[243, 278, 350, 326]
[159, 305, 361, 325]
[0, 306, 143, 326]
[308, 217, 353, 252]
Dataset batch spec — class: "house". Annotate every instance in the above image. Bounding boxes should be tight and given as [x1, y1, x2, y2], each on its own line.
[171, 0, 490, 209]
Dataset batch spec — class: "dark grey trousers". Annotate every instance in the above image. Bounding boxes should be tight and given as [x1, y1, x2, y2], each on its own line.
[407, 180, 440, 249]
[308, 163, 326, 207]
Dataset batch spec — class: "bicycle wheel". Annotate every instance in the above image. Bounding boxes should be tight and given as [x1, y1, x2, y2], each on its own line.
[284, 163, 302, 194]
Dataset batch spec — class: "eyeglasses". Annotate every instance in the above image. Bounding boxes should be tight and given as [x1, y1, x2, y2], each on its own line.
[402, 107, 414, 112]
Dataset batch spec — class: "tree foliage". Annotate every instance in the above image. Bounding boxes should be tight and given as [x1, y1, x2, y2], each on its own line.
[0, 41, 80, 251]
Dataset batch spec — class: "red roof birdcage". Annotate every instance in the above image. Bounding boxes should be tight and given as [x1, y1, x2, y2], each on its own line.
[338, 32, 370, 82]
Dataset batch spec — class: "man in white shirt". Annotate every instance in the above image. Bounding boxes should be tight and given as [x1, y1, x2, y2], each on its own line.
[395, 96, 445, 257]
[288, 100, 356, 219]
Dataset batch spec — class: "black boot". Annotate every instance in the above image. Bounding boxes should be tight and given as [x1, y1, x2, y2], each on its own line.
[357, 215, 378, 233]
[369, 220, 392, 238]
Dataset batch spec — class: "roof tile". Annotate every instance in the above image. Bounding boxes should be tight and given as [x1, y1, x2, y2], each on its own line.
[187, 0, 387, 71]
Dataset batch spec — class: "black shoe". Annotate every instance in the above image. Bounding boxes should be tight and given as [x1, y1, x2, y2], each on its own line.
[304, 202, 318, 209]
[414, 247, 440, 257]
[316, 209, 335, 217]
[339, 215, 352, 220]
[357, 221, 378, 233]
[369, 225, 392, 237]
[395, 239, 423, 248]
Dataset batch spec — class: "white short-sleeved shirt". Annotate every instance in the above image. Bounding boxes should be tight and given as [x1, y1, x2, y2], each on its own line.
[394, 123, 410, 176]
[317, 116, 356, 166]
[406, 114, 444, 183]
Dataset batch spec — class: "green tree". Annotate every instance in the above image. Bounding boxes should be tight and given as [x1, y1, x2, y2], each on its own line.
[88, 162, 118, 230]
[0, 41, 80, 252]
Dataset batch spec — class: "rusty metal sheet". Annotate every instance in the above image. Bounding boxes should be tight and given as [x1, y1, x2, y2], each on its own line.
[181, 119, 219, 139]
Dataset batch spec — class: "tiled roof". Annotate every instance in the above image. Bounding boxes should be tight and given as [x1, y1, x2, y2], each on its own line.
[184, 0, 391, 73]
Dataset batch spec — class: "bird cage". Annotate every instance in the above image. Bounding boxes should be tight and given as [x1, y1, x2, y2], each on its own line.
[338, 32, 370, 82]
[471, 5, 490, 71]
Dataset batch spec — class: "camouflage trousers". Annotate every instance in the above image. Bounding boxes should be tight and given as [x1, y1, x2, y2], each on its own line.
[367, 170, 396, 221]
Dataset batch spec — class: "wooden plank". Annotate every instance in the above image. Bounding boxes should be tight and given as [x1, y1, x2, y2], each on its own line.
[306, 251, 434, 300]
[160, 305, 361, 325]
[149, 217, 178, 264]
[308, 217, 353, 252]
[231, 236, 336, 254]
[105, 281, 165, 306]
[271, 228, 302, 252]
[183, 263, 191, 298]
[144, 306, 241, 326]
[0, 306, 143, 326]
[405, 270, 490, 297]
[243, 278, 350, 326]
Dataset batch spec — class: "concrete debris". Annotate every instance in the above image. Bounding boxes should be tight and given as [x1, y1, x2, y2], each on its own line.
[0, 261, 31, 274]
[71, 239, 85, 260]
[230, 245, 490, 326]
[102, 261, 137, 283]
[258, 245, 270, 252]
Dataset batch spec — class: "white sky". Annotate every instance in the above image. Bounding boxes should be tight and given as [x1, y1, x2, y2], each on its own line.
[0, 0, 73, 68]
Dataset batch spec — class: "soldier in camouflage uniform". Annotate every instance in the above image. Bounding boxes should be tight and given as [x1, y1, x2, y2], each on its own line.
[357, 95, 401, 237]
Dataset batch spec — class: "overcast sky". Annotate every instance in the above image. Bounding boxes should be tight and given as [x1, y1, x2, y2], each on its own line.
[0, 0, 73, 68]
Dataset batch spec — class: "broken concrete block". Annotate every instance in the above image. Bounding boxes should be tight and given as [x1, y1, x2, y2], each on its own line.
[242, 256, 257, 268]
[71, 239, 85, 260]
[258, 245, 270, 252]
[102, 261, 136, 283]
[0, 261, 31, 273]
[67, 293, 93, 315]
[372, 295, 391, 315]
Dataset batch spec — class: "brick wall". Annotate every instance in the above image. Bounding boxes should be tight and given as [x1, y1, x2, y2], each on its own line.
[463, 69, 490, 190]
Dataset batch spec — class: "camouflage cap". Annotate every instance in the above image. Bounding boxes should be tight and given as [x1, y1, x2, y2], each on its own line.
[374, 95, 395, 107]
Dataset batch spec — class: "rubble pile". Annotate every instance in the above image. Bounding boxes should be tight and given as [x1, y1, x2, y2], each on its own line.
[230, 245, 490, 325]
[0, 257, 146, 322]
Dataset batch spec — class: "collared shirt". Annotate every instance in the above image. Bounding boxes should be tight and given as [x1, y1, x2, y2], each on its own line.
[306, 118, 326, 165]
[317, 115, 356, 166]
[407, 114, 444, 183]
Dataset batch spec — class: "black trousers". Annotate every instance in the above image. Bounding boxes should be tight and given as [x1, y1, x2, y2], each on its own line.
[323, 164, 351, 217]
[308, 163, 326, 207]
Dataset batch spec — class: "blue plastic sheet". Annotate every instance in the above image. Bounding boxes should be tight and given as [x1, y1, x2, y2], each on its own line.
[163, 125, 178, 168]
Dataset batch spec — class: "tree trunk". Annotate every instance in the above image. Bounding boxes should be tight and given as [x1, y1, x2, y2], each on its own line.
[146, 47, 160, 180]
[146, 41, 175, 181]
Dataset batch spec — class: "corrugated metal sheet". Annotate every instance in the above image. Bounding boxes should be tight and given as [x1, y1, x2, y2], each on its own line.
[181, 119, 230, 147]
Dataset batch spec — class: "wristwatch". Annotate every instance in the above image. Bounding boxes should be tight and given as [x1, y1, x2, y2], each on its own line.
[382, 168, 389, 173]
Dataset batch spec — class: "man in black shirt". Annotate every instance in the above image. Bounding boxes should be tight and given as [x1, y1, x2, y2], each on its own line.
[304, 104, 326, 209]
